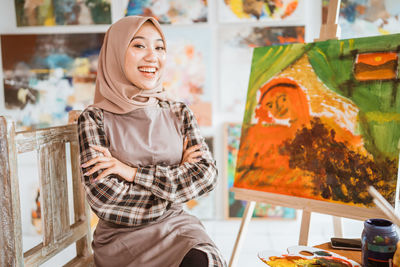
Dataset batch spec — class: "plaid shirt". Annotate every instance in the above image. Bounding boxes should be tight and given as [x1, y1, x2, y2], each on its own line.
[78, 101, 218, 226]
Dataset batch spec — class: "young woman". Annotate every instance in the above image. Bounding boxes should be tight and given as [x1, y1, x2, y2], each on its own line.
[78, 16, 226, 267]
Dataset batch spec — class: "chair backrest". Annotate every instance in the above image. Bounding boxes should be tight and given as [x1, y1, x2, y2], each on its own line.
[0, 114, 93, 266]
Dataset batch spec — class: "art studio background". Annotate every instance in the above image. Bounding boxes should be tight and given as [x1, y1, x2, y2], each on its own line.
[1, 0, 400, 266]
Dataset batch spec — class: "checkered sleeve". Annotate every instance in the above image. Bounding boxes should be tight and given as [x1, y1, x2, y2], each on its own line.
[193, 243, 227, 267]
[134, 102, 218, 203]
[77, 107, 169, 226]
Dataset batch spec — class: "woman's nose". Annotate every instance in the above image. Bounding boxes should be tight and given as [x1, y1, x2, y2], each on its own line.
[144, 47, 157, 62]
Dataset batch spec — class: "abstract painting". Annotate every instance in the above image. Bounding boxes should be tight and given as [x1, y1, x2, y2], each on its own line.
[162, 27, 212, 126]
[219, 0, 302, 22]
[126, 0, 207, 24]
[14, 0, 111, 26]
[322, 0, 400, 39]
[1, 33, 104, 130]
[219, 26, 304, 114]
[234, 34, 400, 207]
[226, 123, 296, 219]
[183, 192, 215, 220]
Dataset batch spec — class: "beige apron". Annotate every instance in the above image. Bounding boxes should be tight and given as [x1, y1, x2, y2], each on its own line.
[92, 106, 215, 267]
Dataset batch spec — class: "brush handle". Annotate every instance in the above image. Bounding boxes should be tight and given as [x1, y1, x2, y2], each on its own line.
[368, 186, 400, 226]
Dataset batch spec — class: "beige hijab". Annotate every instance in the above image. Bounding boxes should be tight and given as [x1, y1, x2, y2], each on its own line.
[91, 16, 167, 114]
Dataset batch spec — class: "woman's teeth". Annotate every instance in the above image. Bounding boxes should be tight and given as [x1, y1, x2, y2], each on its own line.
[138, 67, 156, 73]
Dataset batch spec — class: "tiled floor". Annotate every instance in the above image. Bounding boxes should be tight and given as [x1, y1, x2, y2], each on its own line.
[202, 212, 364, 266]
[22, 211, 364, 266]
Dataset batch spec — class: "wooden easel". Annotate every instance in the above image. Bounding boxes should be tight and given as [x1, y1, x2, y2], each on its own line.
[227, 1, 371, 266]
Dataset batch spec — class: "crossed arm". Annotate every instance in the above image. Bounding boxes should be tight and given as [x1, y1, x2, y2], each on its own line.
[82, 137, 203, 182]
[78, 104, 217, 225]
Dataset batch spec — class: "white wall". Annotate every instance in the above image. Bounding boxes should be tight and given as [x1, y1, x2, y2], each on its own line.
[0, 0, 322, 221]
[0, 0, 325, 264]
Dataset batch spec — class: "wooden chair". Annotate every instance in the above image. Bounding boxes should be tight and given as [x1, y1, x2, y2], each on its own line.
[0, 112, 93, 266]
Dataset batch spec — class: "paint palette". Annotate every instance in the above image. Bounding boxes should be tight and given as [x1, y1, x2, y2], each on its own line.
[258, 245, 361, 266]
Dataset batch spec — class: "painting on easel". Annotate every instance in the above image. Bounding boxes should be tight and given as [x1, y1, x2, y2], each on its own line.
[234, 34, 400, 207]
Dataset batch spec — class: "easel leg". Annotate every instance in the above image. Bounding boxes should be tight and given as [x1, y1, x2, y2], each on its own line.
[332, 216, 343, 237]
[229, 201, 256, 267]
[299, 210, 311, 246]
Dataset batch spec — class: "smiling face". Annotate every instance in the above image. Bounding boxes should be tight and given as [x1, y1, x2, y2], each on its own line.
[124, 21, 166, 90]
[255, 78, 311, 127]
[262, 89, 290, 120]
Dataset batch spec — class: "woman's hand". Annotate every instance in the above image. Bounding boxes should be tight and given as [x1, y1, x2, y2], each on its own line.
[180, 137, 204, 165]
[82, 145, 137, 182]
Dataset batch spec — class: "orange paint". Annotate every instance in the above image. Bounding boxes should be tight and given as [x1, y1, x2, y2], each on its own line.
[277, 35, 304, 44]
[356, 5, 366, 15]
[185, 45, 194, 59]
[265, 255, 354, 266]
[355, 69, 396, 81]
[235, 78, 315, 197]
[234, 77, 367, 202]
[355, 52, 397, 81]
[356, 52, 397, 66]
[282, 1, 298, 19]
[255, 78, 310, 127]
[319, 116, 363, 150]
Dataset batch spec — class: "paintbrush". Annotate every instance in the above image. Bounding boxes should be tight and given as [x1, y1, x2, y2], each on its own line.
[367, 186, 400, 227]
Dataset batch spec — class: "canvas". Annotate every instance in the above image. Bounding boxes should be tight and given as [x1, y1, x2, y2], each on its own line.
[234, 34, 400, 207]
[219, 26, 304, 114]
[322, 0, 400, 39]
[14, 0, 111, 26]
[1, 33, 104, 130]
[162, 27, 212, 126]
[126, 0, 207, 24]
[219, 0, 302, 22]
[226, 123, 296, 219]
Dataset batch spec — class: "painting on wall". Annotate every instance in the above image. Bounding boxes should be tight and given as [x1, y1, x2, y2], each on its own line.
[219, 26, 304, 115]
[225, 123, 296, 219]
[1, 33, 104, 130]
[31, 188, 41, 234]
[183, 193, 215, 220]
[234, 34, 400, 207]
[14, 0, 111, 26]
[219, 0, 302, 22]
[183, 136, 215, 219]
[162, 27, 212, 126]
[322, 0, 400, 39]
[19, 158, 43, 249]
[125, 0, 207, 24]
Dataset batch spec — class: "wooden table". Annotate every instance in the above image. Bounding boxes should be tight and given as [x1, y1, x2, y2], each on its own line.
[315, 242, 361, 264]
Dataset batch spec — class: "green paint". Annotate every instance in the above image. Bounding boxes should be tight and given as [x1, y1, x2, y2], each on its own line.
[238, 34, 400, 205]
[373, 235, 385, 244]
[246, 34, 400, 160]
[244, 43, 307, 123]
[314, 251, 331, 256]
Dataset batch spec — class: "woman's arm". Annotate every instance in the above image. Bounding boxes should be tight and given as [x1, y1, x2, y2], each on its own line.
[134, 103, 218, 203]
[78, 107, 169, 226]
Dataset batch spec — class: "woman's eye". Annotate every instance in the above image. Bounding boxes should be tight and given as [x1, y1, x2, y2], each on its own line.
[133, 44, 144, 48]
[156, 46, 165, 51]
